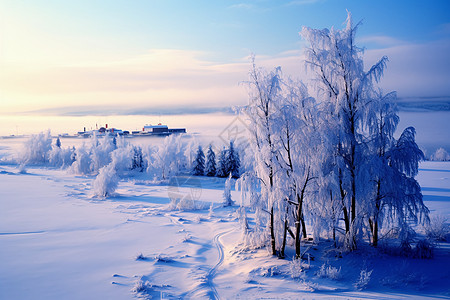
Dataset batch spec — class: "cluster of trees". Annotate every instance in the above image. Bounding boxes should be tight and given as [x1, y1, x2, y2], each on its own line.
[20, 133, 148, 197]
[19, 131, 241, 198]
[238, 13, 429, 257]
[431, 147, 450, 161]
[192, 141, 240, 178]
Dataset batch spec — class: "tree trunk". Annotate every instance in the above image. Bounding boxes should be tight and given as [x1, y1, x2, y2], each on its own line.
[373, 218, 378, 247]
[372, 180, 381, 247]
[330, 191, 337, 248]
[280, 217, 287, 259]
[295, 194, 303, 258]
[301, 216, 307, 239]
[339, 171, 350, 233]
[270, 206, 276, 256]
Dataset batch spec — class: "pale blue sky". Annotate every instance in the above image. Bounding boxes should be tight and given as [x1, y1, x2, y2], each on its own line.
[1, 0, 449, 120]
[2, 0, 449, 61]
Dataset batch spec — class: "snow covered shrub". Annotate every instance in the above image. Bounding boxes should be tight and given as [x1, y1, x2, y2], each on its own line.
[169, 197, 200, 211]
[208, 202, 214, 218]
[154, 254, 174, 263]
[132, 277, 170, 298]
[256, 265, 281, 277]
[181, 233, 192, 243]
[48, 146, 75, 168]
[394, 226, 417, 257]
[414, 239, 434, 259]
[167, 175, 203, 210]
[90, 135, 116, 173]
[93, 163, 119, 197]
[223, 174, 234, 206]
[110, 146, 133, 174]
[289, 257, 305, 279]
[354, 268, 373, 290]
[425, 214, 449, 241]
[241, 228, 268, 250]
[131, 146, 146, 172]
[18, 163, 27, 174]
[235, 206, 249, 231]
[151, 135, 187, 180]
[20, 131, 52, 165]
[316, 263, 341, 280]
[132, 277, 153, 296]
[135, 253, 147, 261]
[70, 146, 93, 175]
[431, 147, 450, 161]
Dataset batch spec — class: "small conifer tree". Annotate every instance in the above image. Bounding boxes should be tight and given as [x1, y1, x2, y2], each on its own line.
[192, 145, 205, 176]
[205, 145, 217, 176]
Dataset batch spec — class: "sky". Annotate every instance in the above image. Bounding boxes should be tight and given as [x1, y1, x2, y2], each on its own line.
[0, 0, 450, 135]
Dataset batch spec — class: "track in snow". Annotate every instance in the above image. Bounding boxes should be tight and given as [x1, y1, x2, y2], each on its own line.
[205, 229, 231, 300]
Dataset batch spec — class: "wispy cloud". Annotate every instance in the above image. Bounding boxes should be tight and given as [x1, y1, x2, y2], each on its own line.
[26, 105, 234, 117]
[358, 35, 406, 47]
[2, 35, 449, 118]
[286, 0, 323, 6]
[364, 38, 450, 98]
[228, 3, 255, 10]
[0, 49, 304, 116]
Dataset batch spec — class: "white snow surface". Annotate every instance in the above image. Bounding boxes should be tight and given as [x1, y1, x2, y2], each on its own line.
[1, 159, 449, 299]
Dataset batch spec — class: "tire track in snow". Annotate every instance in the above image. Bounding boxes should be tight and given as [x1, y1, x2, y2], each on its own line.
[206, 229, 232, 300]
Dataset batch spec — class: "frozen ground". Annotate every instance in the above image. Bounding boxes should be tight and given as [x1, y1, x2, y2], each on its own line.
[0, 160, 449, 299]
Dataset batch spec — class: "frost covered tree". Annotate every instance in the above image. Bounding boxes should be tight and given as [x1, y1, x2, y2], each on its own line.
[432, 148, 450, 161]
[237, 12, 429, 256]
[49, 145, 75, 168]
[205, 145, 217, 176]
[131, 146, 145, 172]
[216, 147, 228, 178]
[192, 145, 205, 176]
[21, 131, 52, 165]
[223, 173, 234, 206]
[150, 134, 187, 180]
[90, 134, 116, 173]
[227, 141, 241, 178]
[93, 163, 119, 197]
[242, 61, 283, 256]
[301, 12, 429, 249]
[110, 145, 133, 174]
[70, 145, 93, 175]
[273, 78, 321, 258]
[301, 12, 392, 249]
[241, 61, 321, 258]
[379, 127, 428, 245]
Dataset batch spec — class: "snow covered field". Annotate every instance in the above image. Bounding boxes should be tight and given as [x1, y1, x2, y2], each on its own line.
[0, 139, 449, 299]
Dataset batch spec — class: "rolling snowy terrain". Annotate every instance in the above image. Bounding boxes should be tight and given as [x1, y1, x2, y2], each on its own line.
[0, 136, 449, 299]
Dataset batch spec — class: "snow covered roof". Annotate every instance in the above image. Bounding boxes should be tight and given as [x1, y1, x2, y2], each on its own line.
[144, 124, 168, 129]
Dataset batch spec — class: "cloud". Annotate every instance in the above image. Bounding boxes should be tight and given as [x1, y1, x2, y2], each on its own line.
[2, 36, 449, 118]
[0, 49, 245, 113]
[286, 0, 323, 6]
[26, 105, 234, 117]
[364, 38, 450, 98]
[357, 35, 406, 47]
[228, 3, 254, 10]
[0, 49, 304, 116]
